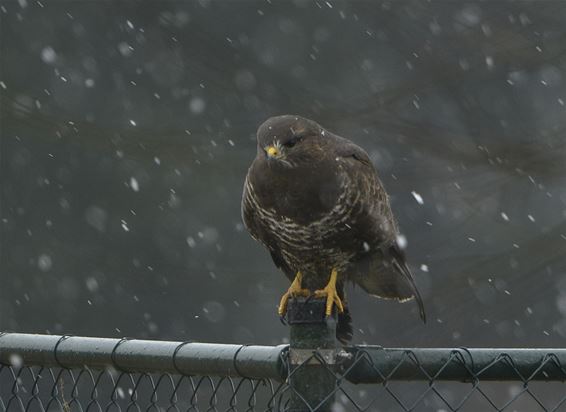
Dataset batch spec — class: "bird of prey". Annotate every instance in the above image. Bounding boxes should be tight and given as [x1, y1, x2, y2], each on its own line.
[241, 115, 425, 342]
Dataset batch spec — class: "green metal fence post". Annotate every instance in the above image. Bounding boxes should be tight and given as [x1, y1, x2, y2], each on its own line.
[287, 297, 337, 412]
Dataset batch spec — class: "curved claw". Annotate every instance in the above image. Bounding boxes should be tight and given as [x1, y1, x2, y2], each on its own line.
[313, 268, 344, 317]
[278, 292, 291, 317]
[277, 271, 310, 317]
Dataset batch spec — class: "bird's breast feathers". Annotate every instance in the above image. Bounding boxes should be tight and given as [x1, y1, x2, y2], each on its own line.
[243, 167, 367, 246]
[248, 156, 349, 221]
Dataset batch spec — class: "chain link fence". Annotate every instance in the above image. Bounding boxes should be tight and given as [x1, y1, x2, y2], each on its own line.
[2, 300, 566, 411]
[0, 363, 285, 411]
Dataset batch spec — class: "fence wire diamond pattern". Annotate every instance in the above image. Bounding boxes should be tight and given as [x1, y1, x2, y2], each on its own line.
[3, 333, 566, 411]
[0, 365, 287, 411]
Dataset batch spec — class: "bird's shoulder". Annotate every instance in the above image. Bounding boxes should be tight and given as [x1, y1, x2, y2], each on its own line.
[325, 132, 396, 235]
[326, 132, 373, 168]
[325, 132, 381, 192]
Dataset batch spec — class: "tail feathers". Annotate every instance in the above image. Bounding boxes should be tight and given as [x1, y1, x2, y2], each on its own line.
[336, 304, 353, 343]
[391, 253, 426, 323]
[355, 245, 426, 323]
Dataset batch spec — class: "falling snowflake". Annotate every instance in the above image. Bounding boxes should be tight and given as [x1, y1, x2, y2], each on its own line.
[41, 46, 56, 64]
[396, 234, 408, 250]
[411, 191, 424, 205]
[37, 254, 52, 271]
[189, 97, 206, 114]
[130, 177, 139, 192]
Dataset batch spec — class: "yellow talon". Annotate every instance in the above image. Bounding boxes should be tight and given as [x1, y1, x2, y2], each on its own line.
[313, 268, 344, 316]
[278, 271, 310, 316]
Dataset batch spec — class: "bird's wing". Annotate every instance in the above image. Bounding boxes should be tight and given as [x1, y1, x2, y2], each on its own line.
[332, 133, 397, 238]
[267, 248, 294, 281]
[332, 134, 426, 322]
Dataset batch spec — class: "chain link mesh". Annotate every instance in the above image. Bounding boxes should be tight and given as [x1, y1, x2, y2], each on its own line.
[3, 334, 566, 411]
[0, 365, 289, 411]
[286, 348, 566, 412]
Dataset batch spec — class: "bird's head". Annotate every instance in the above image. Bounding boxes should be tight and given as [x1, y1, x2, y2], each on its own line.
[256, 115, 325, 168]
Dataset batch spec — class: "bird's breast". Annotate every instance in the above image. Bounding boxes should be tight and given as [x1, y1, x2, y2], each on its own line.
[249, 158, 345, 225]
[244, 168, 362, 263]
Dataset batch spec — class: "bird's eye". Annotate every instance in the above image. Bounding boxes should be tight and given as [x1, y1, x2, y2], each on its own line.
[283, 136, 302, 148]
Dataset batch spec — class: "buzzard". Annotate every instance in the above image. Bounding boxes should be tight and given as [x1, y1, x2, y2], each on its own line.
[242, 115, 425, 342]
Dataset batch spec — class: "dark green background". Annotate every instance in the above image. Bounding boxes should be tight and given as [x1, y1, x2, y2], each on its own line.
[1, 0, 565, 348]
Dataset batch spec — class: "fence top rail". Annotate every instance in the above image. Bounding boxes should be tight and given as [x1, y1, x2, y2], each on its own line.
[0, 332, 287, 380]
[340, 346, 566, 383]
[3, 332, 566, 383]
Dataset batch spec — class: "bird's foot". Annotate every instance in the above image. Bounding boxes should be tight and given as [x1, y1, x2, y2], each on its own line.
[313, 268, 344, 317]
[278, 271, 310, 317]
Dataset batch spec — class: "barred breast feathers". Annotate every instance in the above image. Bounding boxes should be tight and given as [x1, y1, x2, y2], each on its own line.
[244, 168, 367, 262]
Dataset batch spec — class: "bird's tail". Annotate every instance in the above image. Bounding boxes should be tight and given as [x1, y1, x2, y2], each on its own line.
[336, 303, 353, 343]
[389, 245, 426, 323]
[353, 244, 426, 323]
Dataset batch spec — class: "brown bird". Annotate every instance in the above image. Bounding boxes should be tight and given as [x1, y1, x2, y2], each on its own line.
[241, 115, 425, 342]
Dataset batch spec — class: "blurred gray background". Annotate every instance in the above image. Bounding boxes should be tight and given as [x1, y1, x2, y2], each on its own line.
[1, 0, 565, 349]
